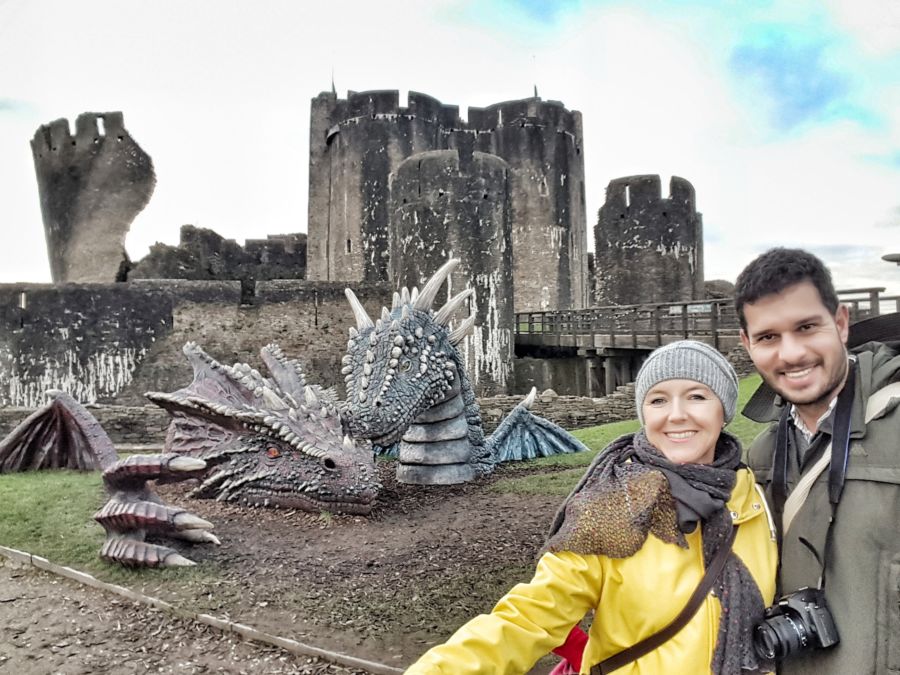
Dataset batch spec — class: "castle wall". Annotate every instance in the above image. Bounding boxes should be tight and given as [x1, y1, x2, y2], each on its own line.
[307, 91, 588, 312]
[389, 144, 514, 395]
[0, 280, 390, 408]
[594, 175, 704, 305]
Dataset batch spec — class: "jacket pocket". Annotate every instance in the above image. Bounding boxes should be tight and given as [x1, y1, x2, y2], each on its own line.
[883, 554, 900, 672]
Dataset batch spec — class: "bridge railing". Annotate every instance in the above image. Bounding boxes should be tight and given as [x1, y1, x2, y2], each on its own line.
[515, 287, 892, 350]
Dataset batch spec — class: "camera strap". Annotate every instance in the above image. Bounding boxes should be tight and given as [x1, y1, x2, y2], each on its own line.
[772, 360, 856, 588]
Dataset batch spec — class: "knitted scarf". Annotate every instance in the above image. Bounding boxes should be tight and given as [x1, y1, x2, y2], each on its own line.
[544, 431, 773, 675]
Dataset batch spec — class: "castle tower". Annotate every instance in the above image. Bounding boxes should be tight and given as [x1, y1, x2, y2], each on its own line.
[31, 112, 156, 283]
[390, 139, 513, 395]
[594, 175, 704, 306]
[307, 91, 588, 312]
[307, 91, 458, 283]
[462, 98, 588, 312]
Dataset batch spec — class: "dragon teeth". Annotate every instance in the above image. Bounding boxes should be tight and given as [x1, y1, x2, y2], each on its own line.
[342, 355, 352, 366]
[341, 365, 353, 375]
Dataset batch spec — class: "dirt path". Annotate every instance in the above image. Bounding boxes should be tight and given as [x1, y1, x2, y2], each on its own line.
[2, 462, 571, 673]
[0, 559, 370, 674]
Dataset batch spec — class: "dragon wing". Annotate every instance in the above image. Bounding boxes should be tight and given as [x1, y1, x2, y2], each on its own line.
[0, 390, 118, 472]
[487, 388, 589, 462]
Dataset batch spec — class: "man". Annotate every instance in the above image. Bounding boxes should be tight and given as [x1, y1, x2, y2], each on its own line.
[735, 247, 900, 674]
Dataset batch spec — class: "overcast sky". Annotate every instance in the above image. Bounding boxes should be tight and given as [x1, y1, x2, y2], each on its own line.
[1, 0, 898, 297]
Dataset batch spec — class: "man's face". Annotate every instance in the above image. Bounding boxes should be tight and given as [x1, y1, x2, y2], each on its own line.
[740, 281, 849, 408]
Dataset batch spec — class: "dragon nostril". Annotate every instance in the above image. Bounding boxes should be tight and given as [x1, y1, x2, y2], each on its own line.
[323, 457, 337, 471]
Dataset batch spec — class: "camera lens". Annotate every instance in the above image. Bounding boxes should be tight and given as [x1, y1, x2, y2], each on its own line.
[754, 614, 810, 660]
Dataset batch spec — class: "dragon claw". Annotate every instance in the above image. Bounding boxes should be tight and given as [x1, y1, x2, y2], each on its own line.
[99, 536, 198, 568]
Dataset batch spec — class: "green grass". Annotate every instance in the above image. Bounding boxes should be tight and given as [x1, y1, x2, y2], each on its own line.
[0, 468, 212, 584]
[492, 373, 769, 496]
[0, 470, 107, 567]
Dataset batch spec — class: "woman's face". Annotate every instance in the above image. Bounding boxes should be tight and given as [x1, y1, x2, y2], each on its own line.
[642, 379, 725, 465]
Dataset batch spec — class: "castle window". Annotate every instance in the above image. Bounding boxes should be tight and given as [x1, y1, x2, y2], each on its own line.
[346, 239, 352, 254]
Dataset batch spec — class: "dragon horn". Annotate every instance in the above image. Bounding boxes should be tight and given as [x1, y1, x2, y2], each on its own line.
[345, 288, 374, 330]
[522, 386, 537, 409]
[434, 288, 474, 326]
[413, 259, 460, 311]
[448, 314, 477, 345]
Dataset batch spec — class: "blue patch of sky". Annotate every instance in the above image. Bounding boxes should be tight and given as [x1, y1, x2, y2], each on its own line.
[863, 150, 900, 169]
[0, 98, 32, 115]
[505, 0, 583, 22]
[728, 25, 875, 131]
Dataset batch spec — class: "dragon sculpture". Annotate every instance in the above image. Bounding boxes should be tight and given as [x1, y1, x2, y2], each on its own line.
[146, 341, 380, 515]
[341, 258, 588, 485]
[0, 389, 217, 568]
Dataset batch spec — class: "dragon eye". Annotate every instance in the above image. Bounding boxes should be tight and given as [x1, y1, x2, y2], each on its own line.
[266, 447, 281, 459]
[399, 359, 412, 373]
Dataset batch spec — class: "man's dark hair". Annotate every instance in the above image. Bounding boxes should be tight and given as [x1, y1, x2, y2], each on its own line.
[734, 248, 839, 331]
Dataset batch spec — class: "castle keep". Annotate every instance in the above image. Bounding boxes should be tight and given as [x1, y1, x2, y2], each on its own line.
[306, 90, 589, 313]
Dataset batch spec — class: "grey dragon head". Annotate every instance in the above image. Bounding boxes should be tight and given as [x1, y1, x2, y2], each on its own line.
[146, 342, 380, 515]
[341, 259, 476, 446]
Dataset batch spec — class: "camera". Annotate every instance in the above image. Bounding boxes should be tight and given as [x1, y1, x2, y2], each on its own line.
[753, 587, 840, 661]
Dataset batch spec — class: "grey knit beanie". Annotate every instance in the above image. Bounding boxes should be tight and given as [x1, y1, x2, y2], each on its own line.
[634, 340, 739, 425]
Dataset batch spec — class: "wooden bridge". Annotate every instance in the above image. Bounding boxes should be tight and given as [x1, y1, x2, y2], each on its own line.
[514, 287, 899, 396]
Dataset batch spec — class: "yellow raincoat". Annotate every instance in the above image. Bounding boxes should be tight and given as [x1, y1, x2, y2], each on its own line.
[406, 468, 777, 675]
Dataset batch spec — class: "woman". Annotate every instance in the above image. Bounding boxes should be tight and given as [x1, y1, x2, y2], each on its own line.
[406, 341, 777, 675]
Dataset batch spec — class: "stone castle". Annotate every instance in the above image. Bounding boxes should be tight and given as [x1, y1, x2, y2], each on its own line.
[0, 90, 707, 406]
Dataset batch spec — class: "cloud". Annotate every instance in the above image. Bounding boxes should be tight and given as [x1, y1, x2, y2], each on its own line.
[874, 205, 900, 229]
[825, 0, 900, 56]
[729, 26, 873, 131]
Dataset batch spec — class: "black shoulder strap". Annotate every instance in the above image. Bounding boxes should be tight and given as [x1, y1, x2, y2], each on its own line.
[593, 524, 739, 674]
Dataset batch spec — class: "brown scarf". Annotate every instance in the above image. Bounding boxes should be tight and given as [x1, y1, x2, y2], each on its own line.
[544, 431, 773, 675]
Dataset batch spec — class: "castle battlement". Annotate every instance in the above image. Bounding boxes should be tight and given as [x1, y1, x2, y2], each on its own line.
[603, 175, 697, 214]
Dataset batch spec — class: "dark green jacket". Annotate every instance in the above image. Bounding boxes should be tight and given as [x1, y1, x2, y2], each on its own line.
[746, 342, 900, 675]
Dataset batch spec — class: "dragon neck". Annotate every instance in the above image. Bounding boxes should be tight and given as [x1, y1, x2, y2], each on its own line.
[401, 349, 485, 451]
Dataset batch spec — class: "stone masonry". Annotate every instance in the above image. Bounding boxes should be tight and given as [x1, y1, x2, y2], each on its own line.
[31, 112, 156, 283]
[307, 90, 588, 312]
[594, 175, 703, 306]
